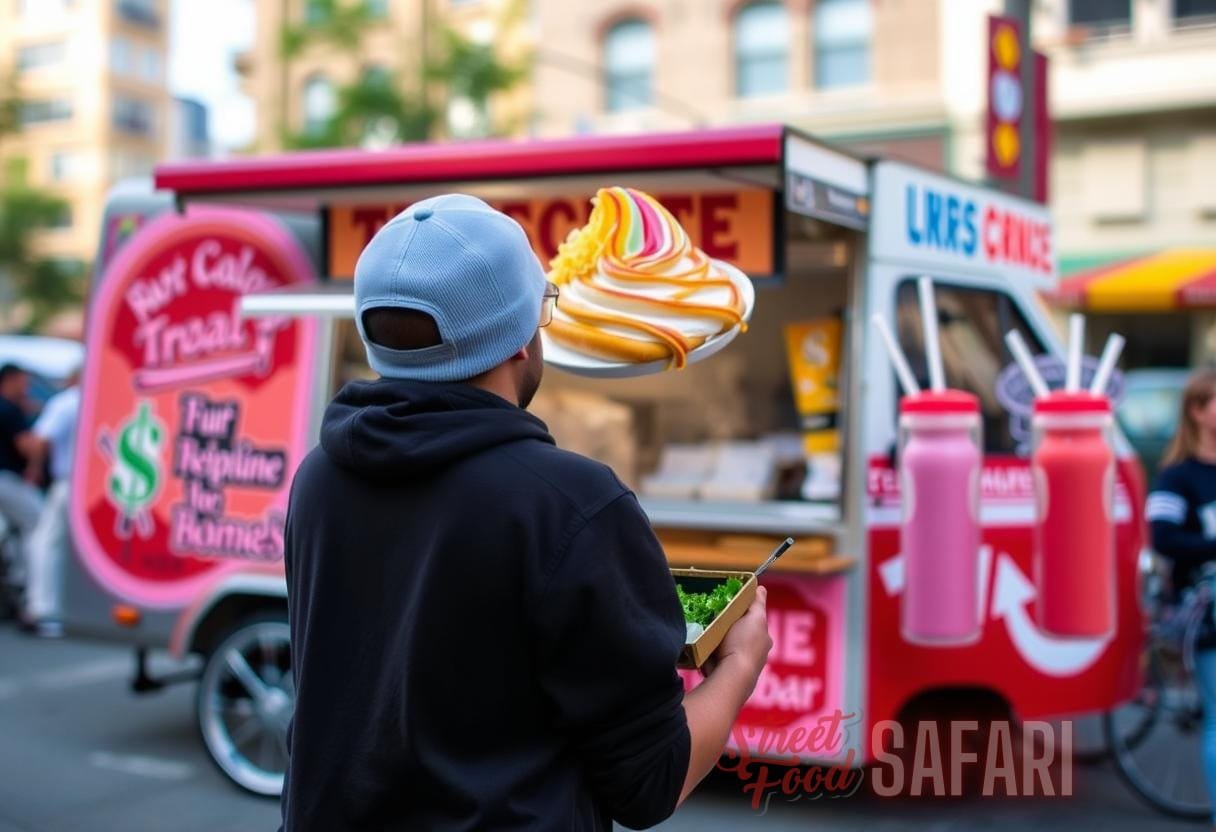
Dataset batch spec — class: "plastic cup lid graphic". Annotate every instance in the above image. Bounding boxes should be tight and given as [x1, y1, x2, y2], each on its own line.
[1032, 390, 1111, 415]
[900, 389, 981, 414]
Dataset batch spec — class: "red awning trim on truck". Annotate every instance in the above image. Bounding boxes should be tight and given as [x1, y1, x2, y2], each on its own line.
[155, 124, 786, 197]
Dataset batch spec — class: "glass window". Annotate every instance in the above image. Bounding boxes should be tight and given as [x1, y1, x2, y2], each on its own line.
[302, 74, 336, 135]
[141, 47, 161, 83]
[814, 0, 872, 89]
[19, 99, 73, 126]
[366, 0, 389, 16]
[17, 41, 67, 72]
[1175, 0, 1216, 21]
[1069, 0, 1132, 28]
[116, 0, 160, 28]
[305, 0, 329, 25]
[110, 37, 134, 76]
[894, 280, 1046, 454]
[734, 2, 788, 97]
[113, 96, 155, 136]
[49, 151, 85, 182]
[20, 0, 72, 19]
[604, 19, 653, 113]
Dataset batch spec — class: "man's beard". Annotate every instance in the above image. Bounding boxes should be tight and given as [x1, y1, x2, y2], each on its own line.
[517, 331, 544, 410]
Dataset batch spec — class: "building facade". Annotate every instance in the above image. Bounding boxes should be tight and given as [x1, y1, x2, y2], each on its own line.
[0, 0, 171, 270]
[531, 0, 1216, 367]
[1034, 0, 1216, 367]
[531, 0, 954, 170]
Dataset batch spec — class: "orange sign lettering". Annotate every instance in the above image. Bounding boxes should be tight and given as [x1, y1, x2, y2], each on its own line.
[328, 190, 775, 279]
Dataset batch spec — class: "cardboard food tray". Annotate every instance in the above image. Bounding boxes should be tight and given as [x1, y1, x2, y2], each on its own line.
[672, 567, 757, 669]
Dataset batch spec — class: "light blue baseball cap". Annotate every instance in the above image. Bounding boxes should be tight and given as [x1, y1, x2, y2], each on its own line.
[353, 194, 547, 382]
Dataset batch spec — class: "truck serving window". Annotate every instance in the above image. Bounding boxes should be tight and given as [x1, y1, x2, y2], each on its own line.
[894, 279, 1045, 455]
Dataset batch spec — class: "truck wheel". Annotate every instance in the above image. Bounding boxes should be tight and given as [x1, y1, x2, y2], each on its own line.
[196, 613, 293, 797]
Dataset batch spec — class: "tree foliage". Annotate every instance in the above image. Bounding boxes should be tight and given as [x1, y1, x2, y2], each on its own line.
[280, 0, 529, 149]
[0, 78, 83, 333]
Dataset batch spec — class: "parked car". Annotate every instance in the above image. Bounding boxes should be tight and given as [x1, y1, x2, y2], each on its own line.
[1115, 368, 1189, 477]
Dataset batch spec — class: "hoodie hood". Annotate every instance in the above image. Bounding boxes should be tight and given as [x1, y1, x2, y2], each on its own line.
[321, 378, 554, 482]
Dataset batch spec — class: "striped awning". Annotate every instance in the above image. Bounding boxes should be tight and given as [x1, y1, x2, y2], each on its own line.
[1052, 248, 1216, 312]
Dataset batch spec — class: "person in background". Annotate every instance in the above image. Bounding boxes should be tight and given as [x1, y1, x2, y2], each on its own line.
[0, 364, 42, 599]
[19, 367, 81, 638]
[1146, 367, 1216, 825]
[281, 195, 772, 832]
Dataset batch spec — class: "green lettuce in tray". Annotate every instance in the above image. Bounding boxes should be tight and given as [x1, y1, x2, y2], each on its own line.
[676, 577, 743, 628]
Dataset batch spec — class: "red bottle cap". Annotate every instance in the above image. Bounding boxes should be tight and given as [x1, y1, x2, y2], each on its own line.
[899, 389, 980, 414]
[1032, 391, 1112, 415]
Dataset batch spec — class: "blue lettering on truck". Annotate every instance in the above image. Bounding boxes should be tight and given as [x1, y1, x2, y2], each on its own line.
[904, 184, 978, 256]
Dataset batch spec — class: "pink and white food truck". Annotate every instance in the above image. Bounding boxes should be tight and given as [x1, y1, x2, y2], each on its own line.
[62, 125, 1144, 795]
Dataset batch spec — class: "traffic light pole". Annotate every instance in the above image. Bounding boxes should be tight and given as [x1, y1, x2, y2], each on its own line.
[1007, 0, 1036, 200]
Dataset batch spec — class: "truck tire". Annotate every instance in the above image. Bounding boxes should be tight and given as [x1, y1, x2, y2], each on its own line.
[195, 612, 292, 797]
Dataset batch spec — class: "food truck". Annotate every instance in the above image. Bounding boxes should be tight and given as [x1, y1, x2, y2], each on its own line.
[63, 125, 1145, 796]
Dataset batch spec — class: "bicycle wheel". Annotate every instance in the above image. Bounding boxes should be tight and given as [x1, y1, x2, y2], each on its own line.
[1105, 645, 1211, 820]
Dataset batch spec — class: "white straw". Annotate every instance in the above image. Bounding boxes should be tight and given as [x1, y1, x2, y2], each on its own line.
[1089, 333, 1126, 397]
[1066, 314, 1085, 393]
[918, 276, 945, 392]
[871, 314, 921, 396]
[1004, 330, 1050, 398]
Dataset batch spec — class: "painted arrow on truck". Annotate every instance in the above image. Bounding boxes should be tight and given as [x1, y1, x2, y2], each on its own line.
[878, 549, 1109, 677]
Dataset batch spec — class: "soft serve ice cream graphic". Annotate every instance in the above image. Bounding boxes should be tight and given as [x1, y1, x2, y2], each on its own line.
[544, 187, 754, 373]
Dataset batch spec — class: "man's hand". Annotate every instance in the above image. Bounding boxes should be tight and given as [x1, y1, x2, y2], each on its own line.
[679, 585, 772, 805]
[703, 586, 771, 686]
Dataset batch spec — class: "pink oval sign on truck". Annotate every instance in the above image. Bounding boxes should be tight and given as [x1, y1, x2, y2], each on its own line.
[71, 207, 317, 609]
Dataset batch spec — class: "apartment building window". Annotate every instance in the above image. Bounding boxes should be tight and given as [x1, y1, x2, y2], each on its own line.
[113, 96, 155, 136]
[19, 0, 72, 19]
[20, 99, 73, 126]
[814, 0, 873, 89]
[366, 0, 389, 16]
[734, 2, 788, 97]
[17, 41, 67, 72]
[603, 19, 654, 113]
[1175, 0, 1216, 23]
[140, 47, 162, 83]
[112, 37, 137, 76]
[117, 0, 160, 27]
[305, 0, 329, 25]
[50, 151, 87, 182]
[1068, 0, 1131, 33]
[303, 74, 336, 135]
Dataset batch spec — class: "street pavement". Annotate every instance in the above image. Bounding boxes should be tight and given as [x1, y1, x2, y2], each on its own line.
[0, 623, 1193, 831]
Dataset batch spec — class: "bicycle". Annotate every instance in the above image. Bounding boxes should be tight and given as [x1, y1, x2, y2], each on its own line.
[1104, 560, 1215, 821]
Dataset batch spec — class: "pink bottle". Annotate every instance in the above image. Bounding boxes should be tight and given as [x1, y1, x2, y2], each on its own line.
[1032, 392, 1115, 638]
[899, 391, 983, 646]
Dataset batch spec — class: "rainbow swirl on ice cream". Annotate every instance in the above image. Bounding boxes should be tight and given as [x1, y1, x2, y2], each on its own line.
[545, 187, 748, 369]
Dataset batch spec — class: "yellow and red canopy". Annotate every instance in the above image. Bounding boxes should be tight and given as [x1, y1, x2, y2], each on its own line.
[1053, 249, 1216, 312]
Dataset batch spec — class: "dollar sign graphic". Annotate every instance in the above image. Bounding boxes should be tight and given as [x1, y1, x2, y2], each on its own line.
[108, 402, 164, 516]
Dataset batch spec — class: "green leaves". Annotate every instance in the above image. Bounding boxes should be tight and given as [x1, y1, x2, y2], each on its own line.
[279, 1, 529, 148]
[676, 577, 743, 628]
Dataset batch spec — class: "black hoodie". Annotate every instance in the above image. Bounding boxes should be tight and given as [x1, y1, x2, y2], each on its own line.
[280, 379, 691, 832]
